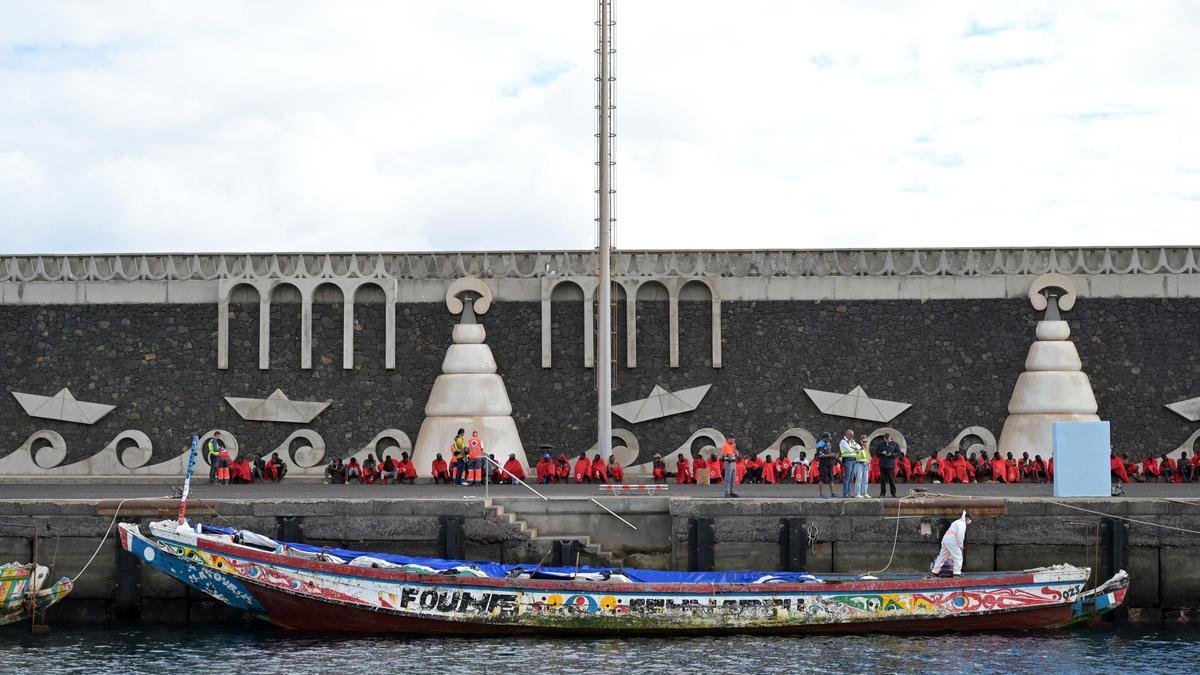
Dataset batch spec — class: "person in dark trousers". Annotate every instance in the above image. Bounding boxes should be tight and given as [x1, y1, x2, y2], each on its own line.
[876, 434, 902, 498]
[204, 432, 226, 484]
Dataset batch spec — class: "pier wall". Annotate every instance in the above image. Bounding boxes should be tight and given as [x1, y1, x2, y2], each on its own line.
[4, 496, 1200, 625]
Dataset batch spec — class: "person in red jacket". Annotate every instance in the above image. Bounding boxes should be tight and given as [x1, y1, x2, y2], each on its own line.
[535, 452, 555, 484]
[573, 453, 591, 483]
[1162, 453, 1181, 483]
[379, 455, 398, 485]
[910, 456, 925, 483]
[1110, 453, 1130, 483]
[1123, 453, 1142, 482]
[735, 455, 746, 484]
[675, 455, 692, 484]
[590, 454, 608, 483]
[398, 452, 417, 484]
[501, 453, 526, 483]
[744, 454, 763, 484]
[609, 460, 625, 484]
[431, 453, 451, 484]
[1033, 455, 1048, 482]
[555, 455, 570, 483]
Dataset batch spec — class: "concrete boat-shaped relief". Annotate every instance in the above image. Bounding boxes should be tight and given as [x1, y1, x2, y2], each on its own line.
[11, 388, 116, 425]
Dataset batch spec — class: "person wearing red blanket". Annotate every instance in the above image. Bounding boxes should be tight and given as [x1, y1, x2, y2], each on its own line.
[777, 455, 792, 482]
[501, 453, 526, 483]
[230, 456, 253, 484]
[938, 454, 956, 484]
[1143, 456, 1161, 482]
[609, 460, 625, 484]
[379, 455, 398, 484]
[868, 455, 880, 485]
[432, 453, 451, 484]
[396, 452, 416, 484]
[1110, 453, 1130, 483]
[744, 454, 763, 483]
[265, 452, 288, 482]
[949, 453, 972, 484]
[651, 455, 667, 483]
[1032, 455, 1048, 482]
[762, 455, 777, 484]
[535, 452, 555, 485]
[1047, 457, 1054, 481]
[990, 452, 1008, 483]
[1162, 453, 1181, 483]
[675, 455, 693, 484]
[573, 453, 592, 483]
[691, 451, 705, 482]
[1122, 453, 1142, 482]
[590, 454, 608, 483]
[896, 454, 911, 483]
[793, 460, 808, 483]
[735, 455, 746, 484]
[555, 455, 570, 483]
[910, 456, 925, 483]
[1005, 453, 1019, 483]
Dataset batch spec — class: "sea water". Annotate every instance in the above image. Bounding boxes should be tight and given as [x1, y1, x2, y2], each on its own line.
[1, 625, 1198, 674]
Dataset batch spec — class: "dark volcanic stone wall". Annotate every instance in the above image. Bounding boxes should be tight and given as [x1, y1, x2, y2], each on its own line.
[1, 298, 1198, 466]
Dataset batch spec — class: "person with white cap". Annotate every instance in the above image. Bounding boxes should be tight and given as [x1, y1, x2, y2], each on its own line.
[931, 511, 973, 577]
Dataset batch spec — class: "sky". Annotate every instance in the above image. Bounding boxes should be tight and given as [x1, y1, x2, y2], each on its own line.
[0, 1, 1197, 254]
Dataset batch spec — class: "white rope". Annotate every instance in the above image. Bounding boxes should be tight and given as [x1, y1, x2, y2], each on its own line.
[1039, 498, 1200, 536]
[863, 498, 902, 576]
[71, 497, 133, 583]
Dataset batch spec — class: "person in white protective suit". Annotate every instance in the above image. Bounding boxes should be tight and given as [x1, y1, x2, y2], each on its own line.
[931, 511, 972, 576]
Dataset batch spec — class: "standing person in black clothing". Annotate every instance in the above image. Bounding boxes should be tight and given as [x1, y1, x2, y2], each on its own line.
[876, 433, 902, 498]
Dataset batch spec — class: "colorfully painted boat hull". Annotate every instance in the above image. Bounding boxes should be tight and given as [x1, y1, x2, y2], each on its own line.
[0, 564, 73, 626]
[119, 521, 1128, 635]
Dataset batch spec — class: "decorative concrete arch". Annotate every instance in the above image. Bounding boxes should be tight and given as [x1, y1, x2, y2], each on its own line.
[272, 429, 326, 470]
[103, 429, 154, 469]
[767, 428, 819, 461]
[941, 426, 998, 457]
[541, 276, 597, 368]
[198, 429, 240, 464]
[678, 277, 722, 368]
[354, 429, 415, 463]
[217, 280, 267, 370]
[586, 428, 640, 468]
[634, 278, 675, 368]
[867, 427, 908, 453]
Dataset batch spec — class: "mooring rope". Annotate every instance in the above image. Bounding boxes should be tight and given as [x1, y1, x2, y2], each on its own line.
[71, 497, 134, 583]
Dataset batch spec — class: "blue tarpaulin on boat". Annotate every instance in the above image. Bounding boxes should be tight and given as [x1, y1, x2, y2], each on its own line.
[200, 525, 820, 584]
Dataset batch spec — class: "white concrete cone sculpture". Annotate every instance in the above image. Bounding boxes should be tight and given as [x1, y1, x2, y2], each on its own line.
[998, 275, 1099, 458]
[412, 278, 527, 476]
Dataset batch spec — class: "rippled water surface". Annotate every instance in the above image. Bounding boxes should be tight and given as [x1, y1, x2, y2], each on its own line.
[2, 625, 1198, 674]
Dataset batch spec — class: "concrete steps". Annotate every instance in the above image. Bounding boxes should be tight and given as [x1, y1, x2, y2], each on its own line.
[484, 498, 626, 568]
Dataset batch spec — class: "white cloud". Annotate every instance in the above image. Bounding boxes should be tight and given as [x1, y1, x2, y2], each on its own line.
[0, 1, 1196, 253]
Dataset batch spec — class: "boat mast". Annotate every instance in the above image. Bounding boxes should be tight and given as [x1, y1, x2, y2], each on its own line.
[596, 0, 615, 462]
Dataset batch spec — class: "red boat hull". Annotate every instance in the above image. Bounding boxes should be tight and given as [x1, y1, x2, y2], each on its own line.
[245, 578, 1077, 636]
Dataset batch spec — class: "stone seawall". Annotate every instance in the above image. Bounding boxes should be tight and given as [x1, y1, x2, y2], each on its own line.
[4, 496, 1199, 624]
[3, 298, 1199, 473]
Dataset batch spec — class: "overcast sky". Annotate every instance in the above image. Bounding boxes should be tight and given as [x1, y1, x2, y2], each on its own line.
[1, 1, 1197, 253]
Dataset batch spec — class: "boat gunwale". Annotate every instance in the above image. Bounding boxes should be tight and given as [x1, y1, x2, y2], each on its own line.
[136, 523, 1090, 597]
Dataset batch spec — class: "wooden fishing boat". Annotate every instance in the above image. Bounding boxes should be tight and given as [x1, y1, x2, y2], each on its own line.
[119, 519, 1128, 634]
[0, 562, 73, 626]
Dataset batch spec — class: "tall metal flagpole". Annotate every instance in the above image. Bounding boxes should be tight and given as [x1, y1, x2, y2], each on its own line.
[596, 0, 614, 462]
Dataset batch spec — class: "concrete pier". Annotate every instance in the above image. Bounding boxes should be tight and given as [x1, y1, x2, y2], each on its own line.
[3, 490, 1199, 625]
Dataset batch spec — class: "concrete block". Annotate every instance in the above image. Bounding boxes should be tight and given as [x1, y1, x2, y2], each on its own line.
[714, 542, 776, 571]
[713, 516, 780, 543]
[1127, 500, 1171, 516]
[372, 501, 416, 515]
[995, 544, 1090, 572]
[1126, 546, 1160, 609]
[1160, 547, 1200, 609]
[409, 499, 484, 517]
[1003, 500, 1048, 516]
[760, 499, 842, 516]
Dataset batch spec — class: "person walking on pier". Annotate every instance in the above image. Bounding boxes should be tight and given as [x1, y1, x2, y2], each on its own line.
[876, 434, 901, 498]
[721, 435, 740, 498]
[839, 430, 861, 498]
